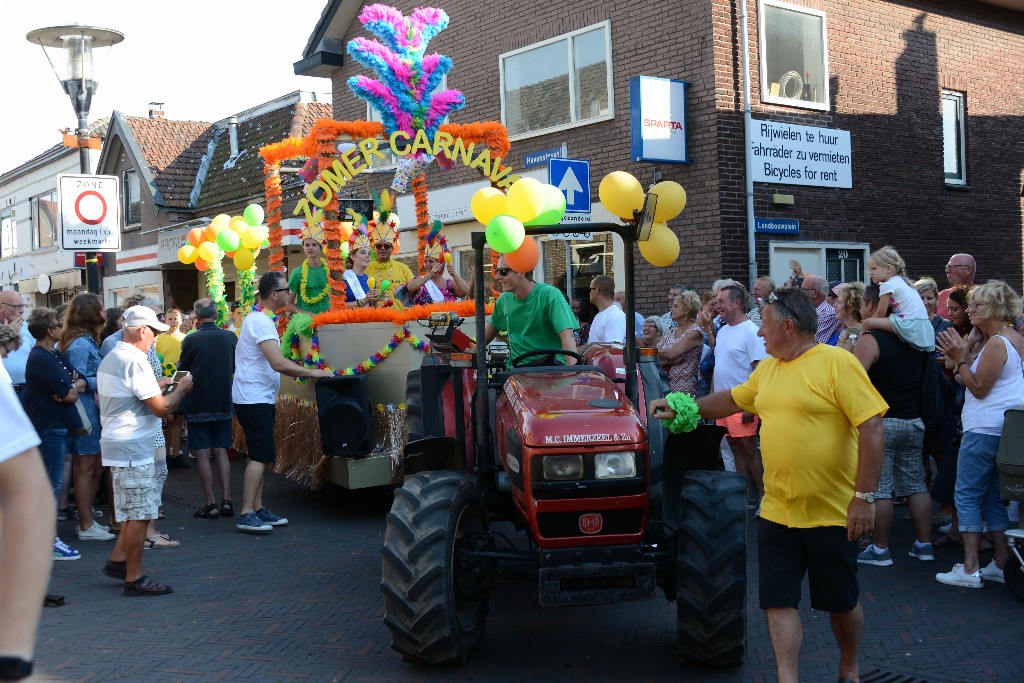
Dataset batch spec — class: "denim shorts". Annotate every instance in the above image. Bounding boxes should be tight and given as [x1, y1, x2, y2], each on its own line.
[69, 393, 101, 455]
[955, 431, 1010, 533]
[188, 418, 233, 450]
[111, 462, 160, 522]
[876, 417, 927, 499]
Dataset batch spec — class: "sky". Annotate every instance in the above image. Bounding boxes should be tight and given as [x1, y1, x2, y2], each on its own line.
[0, 1, 331, 174]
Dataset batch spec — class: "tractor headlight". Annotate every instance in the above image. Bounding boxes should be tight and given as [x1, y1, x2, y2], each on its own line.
[542, 454, 584, 481]
[594, 452, 636, 479]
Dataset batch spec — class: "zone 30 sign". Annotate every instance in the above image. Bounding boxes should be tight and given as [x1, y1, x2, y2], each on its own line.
[58, 174, 122, 252]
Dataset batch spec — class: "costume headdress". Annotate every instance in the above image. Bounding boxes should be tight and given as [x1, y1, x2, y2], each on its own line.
[347, 209, 372, 252]
[423, 220, 448, 260]
[366, 189, 401, 248]
[301, 218, 325, 245]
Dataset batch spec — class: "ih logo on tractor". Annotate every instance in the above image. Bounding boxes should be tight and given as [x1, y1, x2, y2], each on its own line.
[579, 513, 603, 535]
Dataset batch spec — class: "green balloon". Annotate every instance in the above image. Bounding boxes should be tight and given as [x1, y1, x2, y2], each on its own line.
[243, 204, 265, 227]
[217, 229, 241, 252]
[524, 186, 566, 226]
[381, 279, 391, 291]
[261, 238, 270, 248]
[485, 215, 525, 253]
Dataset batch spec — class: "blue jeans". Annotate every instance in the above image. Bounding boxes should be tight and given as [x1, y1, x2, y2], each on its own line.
[38, 427, 69, 503]
[955, 431, 1010, 533]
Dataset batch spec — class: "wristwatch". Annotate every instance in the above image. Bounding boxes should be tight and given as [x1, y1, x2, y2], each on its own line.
[854, 491, 876, 504]
[0, 656, 32, 681]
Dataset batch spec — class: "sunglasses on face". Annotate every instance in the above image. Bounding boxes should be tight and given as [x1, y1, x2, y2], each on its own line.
[495, 267, 513, 277]
[374, 243, 394, 250]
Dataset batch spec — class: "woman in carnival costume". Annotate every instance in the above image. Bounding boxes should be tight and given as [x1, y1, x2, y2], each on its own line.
[344, 218, 381, 309]
[286, 220, 333, 316]
[405, 221, 470, 305]
[364, 191, 414, 307]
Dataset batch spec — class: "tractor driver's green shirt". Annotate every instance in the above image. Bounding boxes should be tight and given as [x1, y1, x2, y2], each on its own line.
[490, 282, 579, 367]
[288, 260, 332, 314]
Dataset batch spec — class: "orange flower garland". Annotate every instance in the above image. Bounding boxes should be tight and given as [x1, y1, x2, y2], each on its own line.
[311, 300, 492, 328]
[265, 168, 285, 271]
[413, 174, 430, 274]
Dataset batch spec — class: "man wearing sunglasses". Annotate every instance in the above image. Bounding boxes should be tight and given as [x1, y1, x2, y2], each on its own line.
[366, 227, 414, 308]
[483, 256, 579, 367]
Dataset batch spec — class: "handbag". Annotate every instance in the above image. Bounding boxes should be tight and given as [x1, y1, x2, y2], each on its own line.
[71, 398, 92, 437]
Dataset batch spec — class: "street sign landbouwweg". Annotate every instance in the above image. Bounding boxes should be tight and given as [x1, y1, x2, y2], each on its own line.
[58, 174, 121, 252]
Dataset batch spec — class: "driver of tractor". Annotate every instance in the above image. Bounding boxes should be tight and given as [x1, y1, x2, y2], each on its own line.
[482, 255, 579, 367]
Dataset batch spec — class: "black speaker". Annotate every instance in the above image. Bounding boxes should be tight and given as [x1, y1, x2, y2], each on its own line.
[314, 376, 375, 456]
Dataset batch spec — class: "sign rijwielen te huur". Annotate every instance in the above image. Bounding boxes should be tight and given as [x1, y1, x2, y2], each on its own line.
[750, 120, 852, 189]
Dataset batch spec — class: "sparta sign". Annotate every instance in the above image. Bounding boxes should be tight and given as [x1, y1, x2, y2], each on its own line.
[58, 174, 121, 252]
[630, 75, 692, 164]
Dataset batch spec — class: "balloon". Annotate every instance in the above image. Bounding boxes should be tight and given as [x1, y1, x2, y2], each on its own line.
[177, 245, 197, 264]
[506, 177, 546, 223]
[217, 229, 241, 252]
[485, 215, 525, 253]
[650, 181, 687, 222]
[504, 236, 540, 273]
[197, 241, 219, 263]
[203, 222, 223, 243]
[194, 258, 210, 272]
[444, 252, 452, 264]
[243, 204, 265, 227]
[638, 222, 680, 267]
[261, 239, 269, 248]
[599, 171, 645, 220]
[211, 214, 231, 230]
[525, 184, 567, 226]
[233, 248, 255, 271]
[339, 221, 354, 240]
[381, 279, 391, 291]
[470, 187, 508, 225]
[248, 224, 269, 242]
[225, 250, 236, 258]
[187, 227, 204, 247]
[241, 230, 263, 250]
[229, 217, 249, 233]
[367, 277, 376, 290]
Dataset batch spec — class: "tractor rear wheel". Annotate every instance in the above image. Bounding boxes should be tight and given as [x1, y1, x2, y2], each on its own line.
[676, 470, 747, 666]
[381, 471, 490, 664]
[405, 370, 424, 442]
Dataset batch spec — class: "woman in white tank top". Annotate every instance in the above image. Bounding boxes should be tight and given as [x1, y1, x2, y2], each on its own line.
[934, 281, 1024, 589]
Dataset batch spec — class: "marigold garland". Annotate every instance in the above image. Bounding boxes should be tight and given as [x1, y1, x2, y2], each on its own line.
[311, 300, 491, 327]
[413, 173, 430, 273]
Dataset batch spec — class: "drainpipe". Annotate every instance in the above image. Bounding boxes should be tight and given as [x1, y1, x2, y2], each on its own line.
[228, 116, 238, 158]
[740, 0, 757, 290]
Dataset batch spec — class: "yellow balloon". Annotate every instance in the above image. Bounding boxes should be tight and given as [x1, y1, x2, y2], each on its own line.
[233, 248, 255, 271]
[248, 224, 269, 242]
[470, 187, 508, 225]
[367, 277, 376, 290]
[229, 217, 250, 233]
[211, 214, 231, 230]
[197, 241, 219, 263]
[599, 171, 645, 220]
[240, 230, 261, 250]
[650, 181, 687, 222]
[177, 244, 197, 264]
[506, 177, 546, 223]
[638, 223, 680, 267]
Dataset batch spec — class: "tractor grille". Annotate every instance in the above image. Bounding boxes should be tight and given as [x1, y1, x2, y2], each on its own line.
[537, 508, 644, 538]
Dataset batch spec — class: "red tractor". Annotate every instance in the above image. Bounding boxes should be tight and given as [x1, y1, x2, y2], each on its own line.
[382, 224, 747, 666]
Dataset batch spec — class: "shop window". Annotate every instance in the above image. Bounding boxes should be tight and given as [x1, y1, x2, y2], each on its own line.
[942, 90, 967, 185]
[123, 169, 142, 227]
[500, 21, 613, 139]
[1, 207, 15, 258]
[32, 190, 58, 249]
[759, 1, 829, 111]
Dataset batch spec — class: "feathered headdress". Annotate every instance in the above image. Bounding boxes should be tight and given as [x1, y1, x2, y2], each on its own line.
[423, 220, 448, 260]
[347, 209, 372, 252]
[301, 218, 325, 245]
[366, 189, 401, 248]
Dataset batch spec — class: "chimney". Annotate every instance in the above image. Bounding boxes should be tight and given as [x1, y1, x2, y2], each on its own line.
[228, 116, 238, 158]
[148, 102, 165, 119]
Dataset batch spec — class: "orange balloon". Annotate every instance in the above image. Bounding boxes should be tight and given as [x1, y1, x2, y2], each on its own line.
[187, 227, 204, 247]
[194, 258, 210, 272]
[504, 236, 540, 273]
[338, 221, 354, 240]
[204, 223, 223, 243]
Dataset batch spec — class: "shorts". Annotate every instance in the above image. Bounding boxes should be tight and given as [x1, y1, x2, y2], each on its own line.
[717, 412, 759, 439]
[876, 417, 927, 499]
[234, 403, 276, 463]
[188, 418, 233, 450]
[758, 519, 859, 613]
[69, 393, 101, 455]
[111, 462, 160, 522]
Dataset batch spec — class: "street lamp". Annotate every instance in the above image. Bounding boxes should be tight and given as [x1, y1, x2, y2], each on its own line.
[27, 24, 123, 295]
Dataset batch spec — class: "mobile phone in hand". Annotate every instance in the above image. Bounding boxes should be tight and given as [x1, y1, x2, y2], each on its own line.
[163, 370, 190, 395]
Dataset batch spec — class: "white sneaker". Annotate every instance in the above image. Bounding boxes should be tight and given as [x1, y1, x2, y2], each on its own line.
[980, 559, 1005, 584]
[936, 563, 983, 588]
[77, 521, 115, 541]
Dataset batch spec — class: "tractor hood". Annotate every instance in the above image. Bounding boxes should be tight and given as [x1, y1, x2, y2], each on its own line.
[502, 370, 646, 448]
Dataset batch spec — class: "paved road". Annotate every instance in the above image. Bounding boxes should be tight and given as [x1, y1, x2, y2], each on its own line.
[32, 459, 1024, 682]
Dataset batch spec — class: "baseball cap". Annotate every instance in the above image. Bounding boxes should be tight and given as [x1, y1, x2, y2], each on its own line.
[828, 280, 844, 298]
[123, 305, 169, 332]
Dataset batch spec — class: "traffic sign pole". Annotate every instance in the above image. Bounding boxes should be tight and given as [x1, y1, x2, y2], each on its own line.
[78, 122, 100, 294]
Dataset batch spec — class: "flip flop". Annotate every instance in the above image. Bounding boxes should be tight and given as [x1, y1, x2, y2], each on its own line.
[144, 536, 181, 549]
[934, 532, 964, 548]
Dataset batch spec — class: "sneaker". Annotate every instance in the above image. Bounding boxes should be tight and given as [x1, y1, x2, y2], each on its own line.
[909, 542, 935, 561]
[938, 522, 953, 534]
[936, 563, 983, 588]
[255, 507, 288, 526]
[980, 559, 1005, 584]
[57, 507, 74, 521]
[236, 511, 272, 534]
[858, 545, 893, 566]
[53, 537, 81, 561]
[77, 521, 115, 541]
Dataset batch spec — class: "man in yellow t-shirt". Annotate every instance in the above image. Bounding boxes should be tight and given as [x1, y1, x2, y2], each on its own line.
[366, 219, 413, 309]
[651, 287, 887, 683]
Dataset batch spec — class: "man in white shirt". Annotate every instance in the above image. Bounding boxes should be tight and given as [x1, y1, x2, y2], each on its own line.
[0, 290, 33, 393]
[614, 290, 645, 334]
[232, 271, 332, 534]
[714, 283, 768, 499]
[97, 306, 193, 596]
[587, 275, 626, 344]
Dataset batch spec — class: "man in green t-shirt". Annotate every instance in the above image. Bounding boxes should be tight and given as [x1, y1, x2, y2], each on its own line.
[484, 255, 579, 366]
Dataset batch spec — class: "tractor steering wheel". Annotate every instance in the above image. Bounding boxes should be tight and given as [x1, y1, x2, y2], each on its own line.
[511, 348, 585, 368]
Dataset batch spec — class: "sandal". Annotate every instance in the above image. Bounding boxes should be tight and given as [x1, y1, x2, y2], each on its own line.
[194, 504, 220, 519]
[934, 532, 964, 548]
[123, 575, 173, 596]
[44, 594, 65, 607]
[107, 522, 121, 534]
[144, 536, 181, 549]
[219, 499, 234, 517]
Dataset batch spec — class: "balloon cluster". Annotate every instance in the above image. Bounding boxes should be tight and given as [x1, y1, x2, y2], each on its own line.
[598, 172, 687, 268]
[470, 178, 565, 272]
[177, 204, 268, 272]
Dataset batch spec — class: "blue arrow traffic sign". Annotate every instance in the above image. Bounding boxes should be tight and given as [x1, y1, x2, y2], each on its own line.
[548, 158, 591, 213]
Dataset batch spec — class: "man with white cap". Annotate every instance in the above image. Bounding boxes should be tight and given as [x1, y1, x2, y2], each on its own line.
[96, 306, 193, 596]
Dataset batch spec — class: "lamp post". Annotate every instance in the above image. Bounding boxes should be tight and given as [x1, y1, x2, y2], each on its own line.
[27, 24, 123, 295]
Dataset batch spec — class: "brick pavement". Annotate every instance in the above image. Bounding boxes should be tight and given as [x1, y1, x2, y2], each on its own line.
[31, 460, 1024, 682]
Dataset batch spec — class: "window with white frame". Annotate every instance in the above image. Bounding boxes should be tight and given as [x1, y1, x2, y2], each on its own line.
[33, 190, 58, 249]
[123, 169, 142, 226]
[0, 207, 15, 258]
[941, 90, 967, 185]
[759, 1, 829, 111]
[500, 21, 613, 139]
